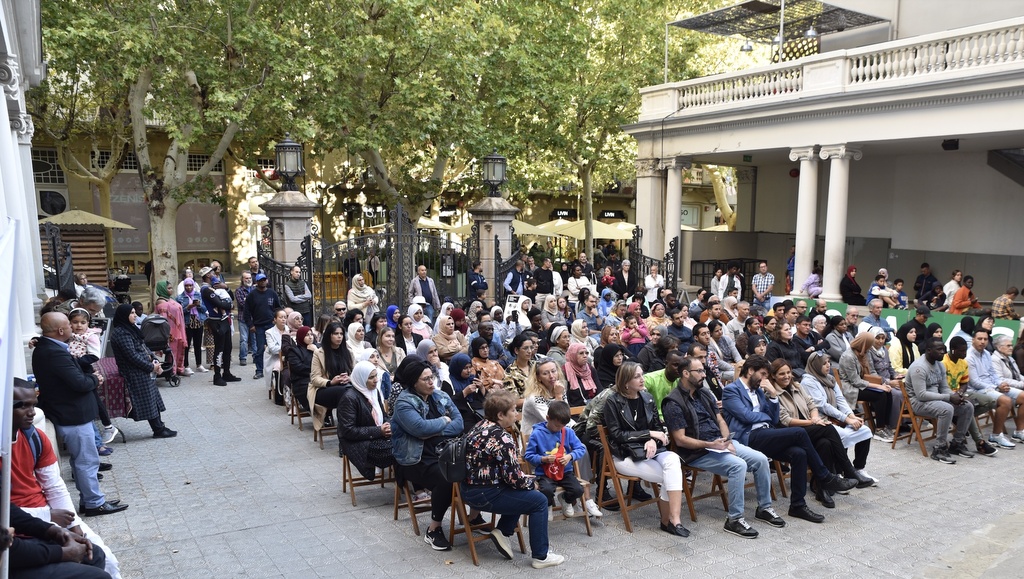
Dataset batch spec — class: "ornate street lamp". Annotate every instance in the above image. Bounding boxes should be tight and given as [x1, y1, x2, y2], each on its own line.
[482, 149, 507, 197]
[275, 133, 305, 191]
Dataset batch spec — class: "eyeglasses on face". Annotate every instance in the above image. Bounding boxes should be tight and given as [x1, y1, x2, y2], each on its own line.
[335, 308, 346, 312]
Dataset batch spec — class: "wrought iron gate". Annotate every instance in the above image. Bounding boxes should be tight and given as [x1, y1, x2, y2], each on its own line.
[494, 227, 522, 307]
[629, 226, 679, 296]
[40, 222, 75, 295]
[305, 204, 479, 318]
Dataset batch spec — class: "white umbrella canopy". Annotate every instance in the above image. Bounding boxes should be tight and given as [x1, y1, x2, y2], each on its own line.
[536, 218, 574, 230]
[550, 219, 634, 240]
[449, 219, 553, 237]
[366, 216, 452, 231]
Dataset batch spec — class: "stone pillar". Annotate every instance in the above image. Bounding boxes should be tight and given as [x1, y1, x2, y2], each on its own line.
[259, 190, 319, 265]
[634, 159, 664, 257]
[663, 157, 688, 284]
[468, 196, 519, 304]
[789, 146, 819, 297]
[818, 145, 862, 301]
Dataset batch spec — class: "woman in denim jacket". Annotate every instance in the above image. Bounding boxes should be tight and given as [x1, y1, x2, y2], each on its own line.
[390, 355, 465, 551]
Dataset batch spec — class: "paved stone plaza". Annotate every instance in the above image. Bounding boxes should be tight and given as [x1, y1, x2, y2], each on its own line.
[72, 366, 1024, 578]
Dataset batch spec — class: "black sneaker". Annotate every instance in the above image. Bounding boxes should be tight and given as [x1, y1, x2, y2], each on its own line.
[424, 527, 451, 551]
[754, 506, 786, 527]
[724, 517, 758, 538]
[931, 444, 957, 464]
[976, 440, 999, 457]
[254, 371, 264, 380]
[949, 441, 975, 458]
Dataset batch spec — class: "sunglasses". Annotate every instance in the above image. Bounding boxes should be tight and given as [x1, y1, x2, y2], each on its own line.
[335, 308, 346, 312]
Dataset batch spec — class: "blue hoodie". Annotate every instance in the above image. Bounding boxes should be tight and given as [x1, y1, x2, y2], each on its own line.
[597, 288, 617, 317]
[524, 421, 587, 477]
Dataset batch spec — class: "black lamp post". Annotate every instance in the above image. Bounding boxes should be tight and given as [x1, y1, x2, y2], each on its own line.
[482, 149, 507, 197]
[275, 133, 305, 192]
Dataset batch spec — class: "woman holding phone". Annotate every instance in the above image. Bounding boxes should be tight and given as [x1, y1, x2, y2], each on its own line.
[309, 321, 352, 429]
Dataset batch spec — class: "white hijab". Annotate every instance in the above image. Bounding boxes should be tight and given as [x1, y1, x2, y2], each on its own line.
[350, 361, 384, 426]
[347, 322, 367, 358]
[434, 302, 455, 332]
[408, 304, 430, 333]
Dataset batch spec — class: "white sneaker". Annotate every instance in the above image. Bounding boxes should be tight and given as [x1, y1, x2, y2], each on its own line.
[196, 365, 209, 373]
[855, 469, 878, 483]
[531, 553, 565, 569]
[584, 498, 603, 517]
[990, 433, 1016, 448]
[547, 506, 554, 522]
[488, 529, 513, 560]
[1012, 430, 1024, 442]
[558, 494, 575, 518]
[181, 367, 194, 376]
[101, 425, 119, 445]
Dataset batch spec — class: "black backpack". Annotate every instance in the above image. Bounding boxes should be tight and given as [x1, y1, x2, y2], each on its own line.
[437, 435, 469, 483]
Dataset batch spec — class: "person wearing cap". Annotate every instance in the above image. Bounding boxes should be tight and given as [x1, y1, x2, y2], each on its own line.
[245, 273, 282, 380]
[407, 265, 441, 321]
[200, 267, 240, 386]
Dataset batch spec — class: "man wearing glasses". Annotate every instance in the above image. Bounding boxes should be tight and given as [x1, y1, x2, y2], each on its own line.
[662, 355, 784, 538]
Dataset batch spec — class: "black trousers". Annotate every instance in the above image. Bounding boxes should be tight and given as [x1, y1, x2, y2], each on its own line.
[209, 318, 232, 374]
[397, 460, 452, 523]
[858, 388, 893, 429]
[748, 426, 830, 507]
[537, 471, 584, 506]
[803, 424, 857, 478]
[184, 324, 204, 366]
[10, 539, 107, 578]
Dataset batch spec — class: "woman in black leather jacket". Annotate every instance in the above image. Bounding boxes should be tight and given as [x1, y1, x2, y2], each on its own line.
[601, 361, 688, 537]
[337, 361, 394, 480]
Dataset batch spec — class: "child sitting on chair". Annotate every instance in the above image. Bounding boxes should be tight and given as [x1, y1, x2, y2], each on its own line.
[524, 401, 601, 519]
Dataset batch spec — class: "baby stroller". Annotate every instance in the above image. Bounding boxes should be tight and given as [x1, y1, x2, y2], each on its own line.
[110, 271, 132, 304]
[140, 315, 180, 387]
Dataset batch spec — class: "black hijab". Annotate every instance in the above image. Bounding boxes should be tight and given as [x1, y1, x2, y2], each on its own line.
[113, 303, 144, 340]
[895, 323, 917, 366]
[595, 344, 624, 389]
[396, 355, 431, 390]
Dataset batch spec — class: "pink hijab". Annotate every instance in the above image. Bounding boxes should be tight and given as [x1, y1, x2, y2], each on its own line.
[564, 342, 598, 396]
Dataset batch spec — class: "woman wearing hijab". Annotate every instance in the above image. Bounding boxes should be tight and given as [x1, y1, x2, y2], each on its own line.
[541, 295, 565, 329]
[926, 322, 944, 341]
[154, 280, 187, 377]
[546, 325, 571, 366]
[569, 318, 596, 361]
[450, 308, 469, 336]
[447, 352, 487, 432]
[746, 334, 768, 358]
[644, 302, 670, 334]
[338, 360, 394, 480]
[310, 321, 353, 431]
[109, 304, 176, 438]
[465, 301, 484, 334]
[839, 266, 866, 305]
[176, 278, 208, 374]
[594, 343, 625, 392]
[433, 302, 455, 334]
[408, 304, 433, 340]
[286, 326, 316, 412]
[347, 321, 372, 360]
[433, 315, 469, 363]
[721, 296, 739, 321]
[838, 332, 896, 443]
[891, 325, 920, 375]
[357, 346, 394, 400]
[385, 305, 401, 330]
[799, 354, 876, 485]
[347, 274, 379, 321]
[416, 339, 451, 393]
[563, 342, 599, 406]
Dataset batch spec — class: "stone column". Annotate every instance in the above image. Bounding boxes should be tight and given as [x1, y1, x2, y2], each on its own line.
[818, 145, 862, 301]
[789, 146, 819, 297]
[662, 157, 689, 284]
[468, 196, 519, 304]
[634, 159, 665, 257]
[259, 190, 319, 265]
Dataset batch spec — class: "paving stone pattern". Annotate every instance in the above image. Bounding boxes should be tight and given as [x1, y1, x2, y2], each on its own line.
[75, 364, 1024, 578]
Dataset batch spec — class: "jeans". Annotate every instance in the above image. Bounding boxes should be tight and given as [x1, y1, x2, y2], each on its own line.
[748, 426, 831, 508]
[238, 321, 256, 362]
[253, 322, 273, 372]
[423, 304, 436, 322]
[689, 442, 772, 520]
[461, 484, 549, 560]
[53, 422, 105, 508]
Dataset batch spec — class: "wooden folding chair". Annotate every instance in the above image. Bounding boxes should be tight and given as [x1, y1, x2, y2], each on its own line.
[890, 380, 937, 456]
[290, 394, 310, 429]
[393, 479, 432, 536]
[341, 456, 393, 506]
[680, 465, 728, 522]
[450, 483, 526, 566]
[312, 404, 338, 449]
[595, 425, 660, 533]
[518, 431, 594, 536]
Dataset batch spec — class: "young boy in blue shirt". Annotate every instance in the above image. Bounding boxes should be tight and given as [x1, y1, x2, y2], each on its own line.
[524, 401, 601, 519]
[892, 278, 909, 309]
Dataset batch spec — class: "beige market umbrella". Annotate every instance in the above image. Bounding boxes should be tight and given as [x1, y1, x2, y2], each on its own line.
[537, 218, 574, 230]
[550, 219, 634, 240]
[367, 216, 452, 231]
[39, 209, 137, 230]
[450, 219, 553, 237]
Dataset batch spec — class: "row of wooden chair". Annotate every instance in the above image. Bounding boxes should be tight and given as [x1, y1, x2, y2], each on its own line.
[268, 353, 337, 449]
